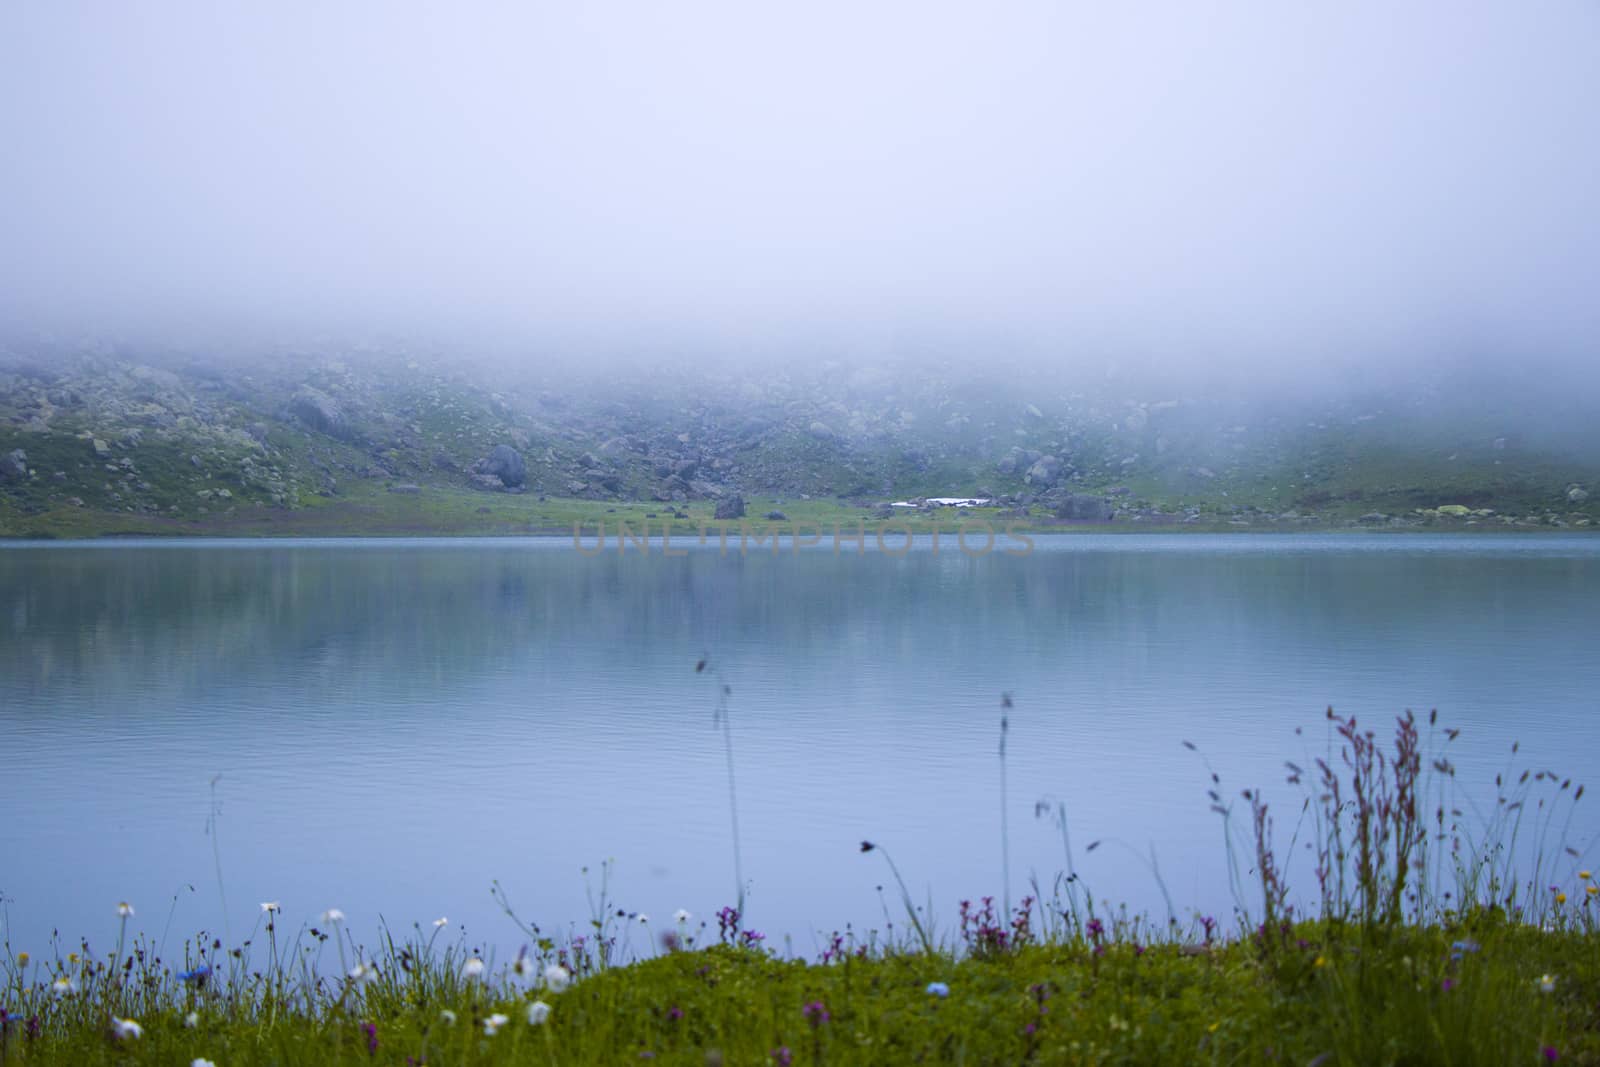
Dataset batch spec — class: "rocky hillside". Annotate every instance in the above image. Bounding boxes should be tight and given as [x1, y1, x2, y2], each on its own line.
[1, 341, 1596, 532]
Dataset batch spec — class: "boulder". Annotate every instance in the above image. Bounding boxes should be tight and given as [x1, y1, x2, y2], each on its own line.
[0, 449, 27, 482]
[714, 495, 747, 520]
[1024, 455, 1062, 487]
[1054, 494, 1112, 522]
[474, 444, 526, 488]
[808, 421, 835, 441]
[1568, 486, 1589, 504]
[765, 510, 788, 521]
[289, 386, 355, 441]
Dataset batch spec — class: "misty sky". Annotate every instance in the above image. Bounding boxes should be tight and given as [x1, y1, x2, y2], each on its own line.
[2, 2, 1597, 375]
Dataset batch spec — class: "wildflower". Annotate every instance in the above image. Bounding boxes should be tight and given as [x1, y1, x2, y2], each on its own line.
[1582, 871, 1593, 881]
[362, 1020, 378, 1054]
[1451, 939, 1480, 954]
[14, 953, 26, 969]
[1556, 893, 1568, 905]
[673, 909, 692, 924]
[1587, 885, 1598, 897]
[51, 976, 78, 998]
[349, 962, 377, 984]
[668, 1006, 684, 1021]
[771, 1048, 793, 1067]
[1313, 956, 1326, 968]
[802, 1001, 830, 1026]
[1442, 978, 1455, 992]
[117, 902, 135, 918]
[1540, 974, 1557, 993]
[461, 957, 485, 980]
[260, 901, 281, 913]
[184, 1012, 200, 1029]
[433, 917, 449, 928]
[544, 963, 571, 993]
[111, 1017, 143, 1040]
[483, 1012, 509, 1036]
[438, 1009, 457, 1026]
[178, 965, 211, 983]
[527, 1000, 551, 1025]
[513, 954, 537, 979]
[637, 913, 649, 924]
[926, 981, 950, 998]
[1544, 1047, 1560, 1062]
[321, 908, 346, 924]
[193, 1060, 217, 1067]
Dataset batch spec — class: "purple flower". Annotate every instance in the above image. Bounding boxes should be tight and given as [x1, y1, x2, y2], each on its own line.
[362, 1021, 378, 1055]
[668, 1006, 683, 1022]
[771, 1048, 793, 1066]
[1441, 978, 1455, 992]
[802, 1001, 830, 1027]
[1544, 1047, 1559, 1062]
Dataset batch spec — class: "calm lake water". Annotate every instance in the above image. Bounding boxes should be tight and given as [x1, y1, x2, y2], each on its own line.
[3, 534, 1598, 960]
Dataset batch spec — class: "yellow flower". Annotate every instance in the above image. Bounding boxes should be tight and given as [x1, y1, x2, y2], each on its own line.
[1207, 1022, 1220, 1033]
[1314, 956, 1327, 968]
[1586, 885, 1598, 897]
[1581, 871, 1592, 881]
[1556, 893, 1568, 904]
[15, 952, 28, 968]
[68, 952, 79, 964]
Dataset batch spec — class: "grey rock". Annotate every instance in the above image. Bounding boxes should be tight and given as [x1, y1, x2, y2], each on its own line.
[1025, 455, 1062, 487]
[765, 510, 788, 521]
[0, 449, 27, 482]
[289, 386, 355, 441]
[1567, 486, 1589, 504]
[474, 444, 526, 488]
[469, 473, 505, 491]
[808, 421, 835, 441]
[92, 438, 111, 457]
[714, 494, 746, 520]
[1054, 494, 1112, 522]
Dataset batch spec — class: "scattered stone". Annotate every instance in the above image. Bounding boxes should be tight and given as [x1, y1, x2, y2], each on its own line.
[92, 439, 111, 457]
[765, 510, 787, 521]
[714, 495, 746, 520]
[1054, 494, 1113, 522]
[1567, 486, 1589, 504]
[1024, 455, 1062, 487]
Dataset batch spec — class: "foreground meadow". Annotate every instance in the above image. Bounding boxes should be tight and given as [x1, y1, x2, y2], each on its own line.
[5, 707, 1597, 1065]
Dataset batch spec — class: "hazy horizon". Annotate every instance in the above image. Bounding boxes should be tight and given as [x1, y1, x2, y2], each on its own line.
[4, 2, 1598, 390]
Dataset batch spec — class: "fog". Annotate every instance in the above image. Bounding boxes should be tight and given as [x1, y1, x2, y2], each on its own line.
[3, 1, 1598, 389]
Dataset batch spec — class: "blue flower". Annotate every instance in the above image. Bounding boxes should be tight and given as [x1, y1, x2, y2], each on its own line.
[926, 981, 950, 998]
[177, 965, 211, 983]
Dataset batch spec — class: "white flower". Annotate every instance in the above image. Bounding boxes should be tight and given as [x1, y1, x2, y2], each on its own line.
[438, 1009, 457, 1027]
[513, 955, 537, 979]
[116, 902, 135, 918]
[260, 901, 281, 913]
[527, 999, 552, 1025]
[111, 1017, 143, 1040]
[433, 917, 449, 929]
[193, 1060, 217, 1067]
[348, 962, 377, 984]
[321, 908, 345, 924]
[543, 963, 571, 993]
[184, 1011, 200, 1029]
[483, 1012, 509, 1036]
[673, 909, 692, 924]
[51, 976, 78, 997]
[637, 913, 649, 924]
[461, 957, 486, 980]
[1541, 973, 1557, 993]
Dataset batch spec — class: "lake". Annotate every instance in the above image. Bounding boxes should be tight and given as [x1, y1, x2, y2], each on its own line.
[3, 534, 1598, 961]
